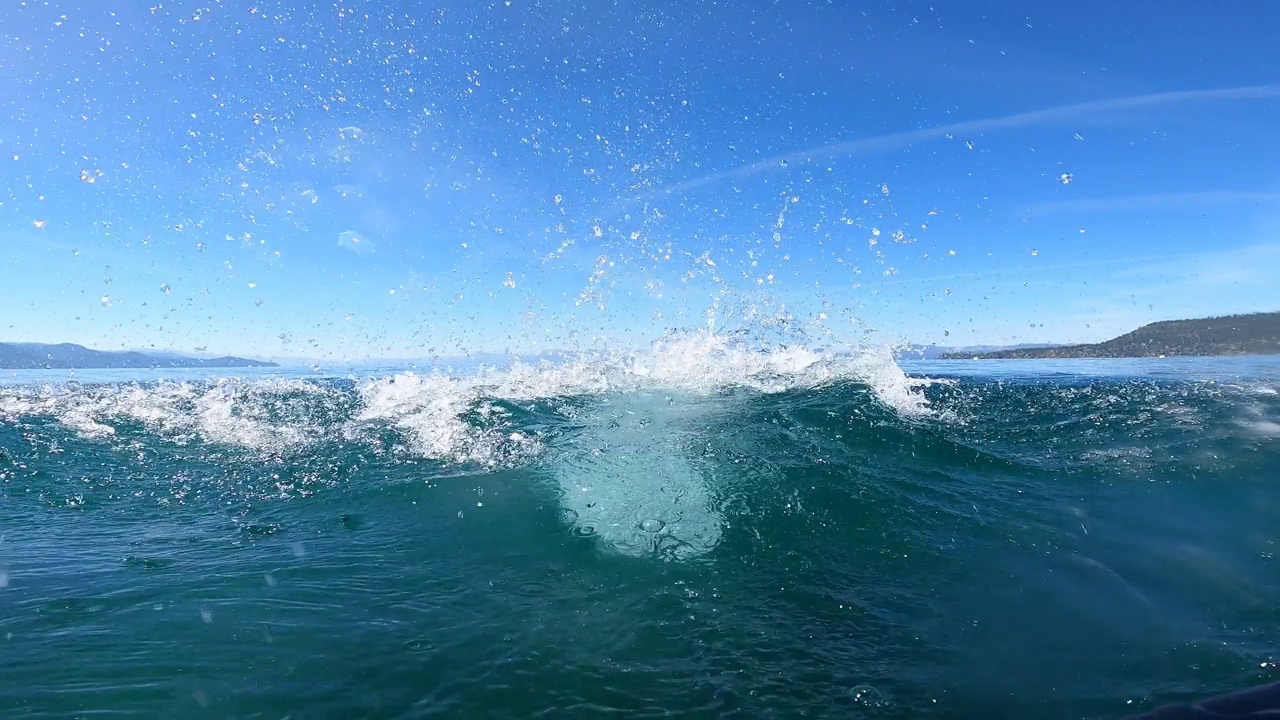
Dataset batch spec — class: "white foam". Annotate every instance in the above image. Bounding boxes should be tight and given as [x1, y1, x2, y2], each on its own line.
[1235, 397, 1280, 438]
[624, 330, 826, 392]
[1, 336, 934, 462]
[59, 404, 118, 439]
[0, 379, 330, 453]
[353, 372, 540, 466]
[1242, 420, 1280, 438]
[348, 334, 934, 463]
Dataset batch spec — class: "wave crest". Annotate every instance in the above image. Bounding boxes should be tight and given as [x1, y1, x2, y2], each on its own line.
[0, 336, 933, 467]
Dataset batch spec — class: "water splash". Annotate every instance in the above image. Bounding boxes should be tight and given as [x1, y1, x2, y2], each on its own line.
[1, 334, 933, 462]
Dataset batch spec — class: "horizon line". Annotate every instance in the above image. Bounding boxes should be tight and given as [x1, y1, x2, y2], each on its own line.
[5, 308, 1278, 365]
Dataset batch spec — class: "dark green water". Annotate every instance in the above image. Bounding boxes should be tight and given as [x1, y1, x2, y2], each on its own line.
[2, 357, 1278, 718]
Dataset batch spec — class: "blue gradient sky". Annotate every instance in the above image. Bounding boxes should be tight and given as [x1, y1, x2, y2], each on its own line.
[2, 1, 1278, 361]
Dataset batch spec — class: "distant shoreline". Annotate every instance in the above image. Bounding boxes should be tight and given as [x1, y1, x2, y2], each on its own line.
[0, 342, 278, 370]
[939, 311, 1280, 360]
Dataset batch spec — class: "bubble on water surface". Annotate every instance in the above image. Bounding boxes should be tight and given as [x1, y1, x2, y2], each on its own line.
[850, 684, 889, 707]
[641, 518, 665, 533]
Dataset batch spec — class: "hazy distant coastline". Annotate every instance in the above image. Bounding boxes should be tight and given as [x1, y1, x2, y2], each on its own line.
[940, 312, 1280, 359]
[0, 342, 278, 369]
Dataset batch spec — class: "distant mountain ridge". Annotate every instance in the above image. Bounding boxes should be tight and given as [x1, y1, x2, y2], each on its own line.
[0, 342, 278, 369]
[942, 312, 1280, 359]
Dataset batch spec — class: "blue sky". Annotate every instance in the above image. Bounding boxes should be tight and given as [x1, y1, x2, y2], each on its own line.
[2, 0, 1278, 361]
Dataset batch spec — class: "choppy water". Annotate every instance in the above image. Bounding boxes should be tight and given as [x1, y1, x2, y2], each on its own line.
[2, 343, 1278, 719]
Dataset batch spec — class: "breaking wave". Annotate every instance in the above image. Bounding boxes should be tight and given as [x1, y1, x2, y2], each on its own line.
[0, 332, 936, 560]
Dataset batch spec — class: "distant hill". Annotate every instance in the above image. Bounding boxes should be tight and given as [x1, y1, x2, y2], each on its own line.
[0, 342, 278, 369]
[942, 312, 1280, 359]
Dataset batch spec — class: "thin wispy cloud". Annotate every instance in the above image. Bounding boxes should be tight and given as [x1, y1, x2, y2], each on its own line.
[338, 230, 375, 256]
[1023, 191, 1280, 215]
[647, 85, 1280, 198]
[887, 242, 1280, 291]
[878, 252, 1179, 288]
[1110, 241, 1280, 287]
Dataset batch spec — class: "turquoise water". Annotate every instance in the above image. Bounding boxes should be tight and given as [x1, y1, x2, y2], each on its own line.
[2, 352, 1279, 718]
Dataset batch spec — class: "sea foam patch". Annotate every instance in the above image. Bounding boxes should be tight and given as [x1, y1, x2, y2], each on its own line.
[0, 379, 331, 452]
